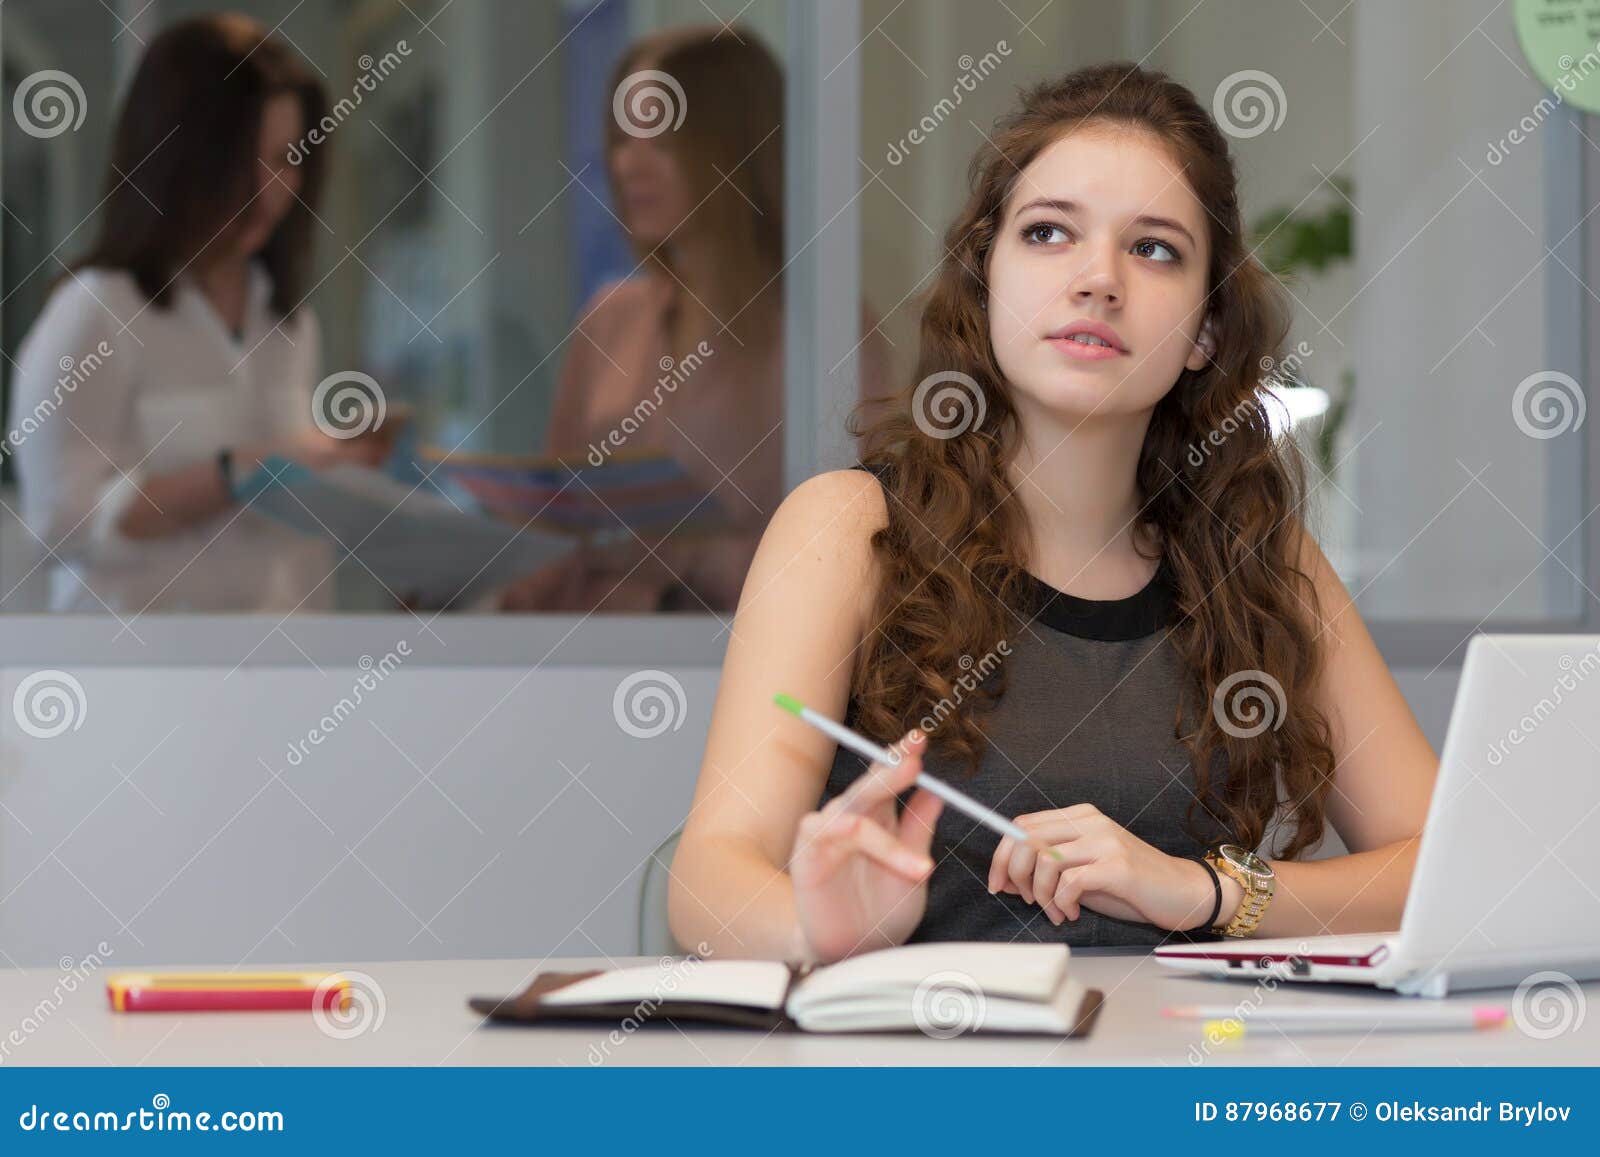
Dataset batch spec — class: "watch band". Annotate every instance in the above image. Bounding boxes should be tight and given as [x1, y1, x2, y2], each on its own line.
[1172, 855, 1224, 942]
[1206, 849, 1274, 937]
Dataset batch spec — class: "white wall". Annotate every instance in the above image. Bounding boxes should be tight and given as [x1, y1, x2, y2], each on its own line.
[0, 662, 714, 968]
[1350, 0, 1578, 621]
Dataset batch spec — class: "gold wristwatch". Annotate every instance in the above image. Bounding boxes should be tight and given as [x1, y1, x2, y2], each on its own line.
[1205, 844, 1275, 937]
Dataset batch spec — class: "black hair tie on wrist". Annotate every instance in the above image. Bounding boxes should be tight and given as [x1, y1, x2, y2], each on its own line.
[1177, 855, 1223, 941]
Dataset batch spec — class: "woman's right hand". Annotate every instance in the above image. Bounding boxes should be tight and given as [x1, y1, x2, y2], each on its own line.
[789, 729, 945, 964]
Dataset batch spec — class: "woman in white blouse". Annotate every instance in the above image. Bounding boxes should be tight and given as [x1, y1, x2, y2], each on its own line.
[9, 15, 388, 614]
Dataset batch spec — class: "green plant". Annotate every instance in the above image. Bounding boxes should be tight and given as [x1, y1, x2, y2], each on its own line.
[1251, 176, 1352, 277]
[1248, 176, 1355, 478]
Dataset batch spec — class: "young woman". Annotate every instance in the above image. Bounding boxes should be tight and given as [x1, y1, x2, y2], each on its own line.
[9, 15, 389, 613]
[498, 25, 889, 614]
[668, 62, 1439, 964]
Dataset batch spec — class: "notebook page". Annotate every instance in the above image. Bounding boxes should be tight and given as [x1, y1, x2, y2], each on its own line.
[790, 942, 1069, 1011]
[789, 976, 1088, 1034]
[537, 959, 792, 1010]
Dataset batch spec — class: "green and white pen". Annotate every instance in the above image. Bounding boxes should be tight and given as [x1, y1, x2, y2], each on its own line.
[774, 692, 1065, 863]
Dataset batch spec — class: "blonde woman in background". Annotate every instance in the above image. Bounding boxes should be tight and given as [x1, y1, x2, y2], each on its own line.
[500, 25, 890, 613]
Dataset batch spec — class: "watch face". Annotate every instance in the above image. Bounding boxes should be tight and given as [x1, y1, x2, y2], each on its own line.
[1220, 843, 1273, 880]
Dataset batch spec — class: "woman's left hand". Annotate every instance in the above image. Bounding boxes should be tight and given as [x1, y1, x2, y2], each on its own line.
[985, 803, 1215, 931]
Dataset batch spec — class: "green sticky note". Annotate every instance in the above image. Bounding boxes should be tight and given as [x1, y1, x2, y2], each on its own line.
[1513, 0, 1600, 115]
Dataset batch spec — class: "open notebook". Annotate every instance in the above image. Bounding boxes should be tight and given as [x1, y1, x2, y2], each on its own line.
[469, 942, 1103, 1037]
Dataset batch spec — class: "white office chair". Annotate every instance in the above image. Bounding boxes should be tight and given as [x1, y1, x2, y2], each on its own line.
[636, 825, 685, 956]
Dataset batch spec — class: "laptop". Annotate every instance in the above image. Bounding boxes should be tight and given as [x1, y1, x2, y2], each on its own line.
[1155, 634, 1600, 997]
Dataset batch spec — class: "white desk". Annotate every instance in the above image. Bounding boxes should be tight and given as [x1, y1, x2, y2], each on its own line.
[4, 952, 1595, 1066]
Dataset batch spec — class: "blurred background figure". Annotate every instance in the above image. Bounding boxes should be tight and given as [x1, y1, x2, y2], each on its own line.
[7, 13, 390, 613]
[497, 24, 888, 613]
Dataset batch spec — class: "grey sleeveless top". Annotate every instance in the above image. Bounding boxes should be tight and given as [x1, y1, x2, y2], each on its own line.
[816, 464, 1230, 947]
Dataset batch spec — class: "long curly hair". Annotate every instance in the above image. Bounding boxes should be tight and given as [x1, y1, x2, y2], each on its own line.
[847, 62, 1336, 860]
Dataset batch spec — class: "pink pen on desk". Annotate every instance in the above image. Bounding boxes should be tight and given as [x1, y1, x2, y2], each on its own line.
[1164, 1004, 1508, 1036]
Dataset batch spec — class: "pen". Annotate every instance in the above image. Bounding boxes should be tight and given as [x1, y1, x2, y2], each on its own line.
[774, 692, 1065, 863]
[1164, 1004, 1508, 1036]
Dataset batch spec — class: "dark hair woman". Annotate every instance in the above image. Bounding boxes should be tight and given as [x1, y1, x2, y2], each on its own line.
[9, 13, 390, 612]
[669, 62, 1438, 962]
